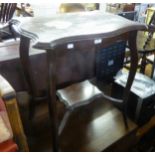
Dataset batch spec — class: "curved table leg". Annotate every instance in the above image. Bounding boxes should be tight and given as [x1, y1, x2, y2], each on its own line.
[19, 35, 36, 119]
[123, 31, 138, 128]
[47, 50, 59, 151]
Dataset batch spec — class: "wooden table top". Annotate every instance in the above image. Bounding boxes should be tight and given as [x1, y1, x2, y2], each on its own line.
[15, 11, 147, 49]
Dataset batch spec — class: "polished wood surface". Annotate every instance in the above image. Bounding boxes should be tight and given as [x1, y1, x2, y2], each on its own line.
[57, 80, 102, 107]
[16, 11, 146, 49]
[15, 12, 147, 95]
[57, 80, 105, 136]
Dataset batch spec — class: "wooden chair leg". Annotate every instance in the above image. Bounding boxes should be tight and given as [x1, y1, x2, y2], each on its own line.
[47, 98, 59, 152]
[4, 98, 29, 151]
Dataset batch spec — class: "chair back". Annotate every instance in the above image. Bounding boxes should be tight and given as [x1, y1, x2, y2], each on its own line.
[0, 3, 17, 23]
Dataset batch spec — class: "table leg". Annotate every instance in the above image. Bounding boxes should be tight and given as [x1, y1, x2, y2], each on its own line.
[123, 31, 138, 128]
[46, 50, 59, 151]
[19, 35, 36, 120]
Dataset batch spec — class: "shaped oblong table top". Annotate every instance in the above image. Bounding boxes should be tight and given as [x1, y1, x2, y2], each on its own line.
[15, 11, 147, 49]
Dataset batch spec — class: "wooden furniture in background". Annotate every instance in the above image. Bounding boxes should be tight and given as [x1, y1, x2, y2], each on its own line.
[0, 74, 29, 151]
[0, 3, 17, 41]
[138, 10, 155, 76]
[106, 3, 135, 14]
[124, 11, 155, 75]
[16, 11, 146, 151]
[122, 3, 135, 12]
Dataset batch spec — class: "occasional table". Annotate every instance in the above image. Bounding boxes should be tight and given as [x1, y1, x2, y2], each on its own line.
[15, 11, 146, 151]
